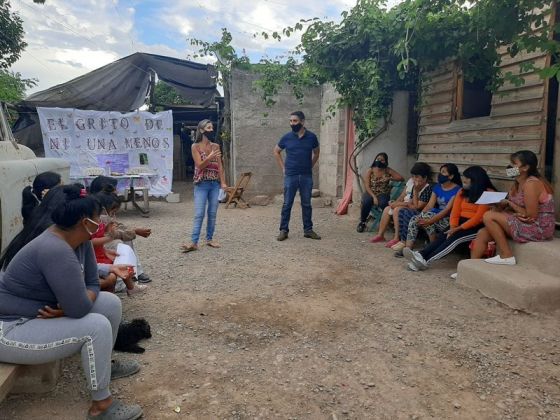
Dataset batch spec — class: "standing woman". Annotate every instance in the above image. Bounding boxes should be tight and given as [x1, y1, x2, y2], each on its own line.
[182, 119, 227, 252]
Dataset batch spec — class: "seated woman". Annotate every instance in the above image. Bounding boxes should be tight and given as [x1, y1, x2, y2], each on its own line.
[391, 162, 433, 253]
[3, 185, 133, 292]
[0, 185, 143, 420]
[357, 152, 404, 232]
[403, 163, 462, 251]
[472, 150, 555, 265]
[92, 192, 148, 296]
[403, 166, 495, 272]
[21, 171, 62, 225]
[90, 176, 152, 283]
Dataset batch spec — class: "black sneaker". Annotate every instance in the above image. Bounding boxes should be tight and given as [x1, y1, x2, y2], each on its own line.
[356, 222, 366, 233]
[277, 230, 289, 241]
[304, 230, 321, 240]
[137, 273, 152, 283]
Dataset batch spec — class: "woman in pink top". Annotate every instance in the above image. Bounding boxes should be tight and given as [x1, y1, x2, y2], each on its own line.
[472, 150, 555, 265]
[181, 119, 227, 252]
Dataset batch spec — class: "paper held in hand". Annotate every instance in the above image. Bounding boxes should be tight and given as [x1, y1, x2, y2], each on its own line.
[113, 243, 138, 275]
[475, 191, 508, 205]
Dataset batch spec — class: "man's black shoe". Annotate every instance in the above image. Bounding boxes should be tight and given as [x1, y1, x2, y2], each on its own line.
[304, 230, 321, 240]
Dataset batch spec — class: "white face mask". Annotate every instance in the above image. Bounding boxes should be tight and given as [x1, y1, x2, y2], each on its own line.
[506, 166, 521, 178]
[84, 218, 100, 237]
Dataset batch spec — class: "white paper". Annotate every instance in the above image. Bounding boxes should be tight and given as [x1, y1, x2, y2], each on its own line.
[475, 191, 508, 205]
[113, 243, 137, 274]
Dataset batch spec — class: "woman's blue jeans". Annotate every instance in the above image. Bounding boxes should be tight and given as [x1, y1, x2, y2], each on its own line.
[192, 180, 220, 244]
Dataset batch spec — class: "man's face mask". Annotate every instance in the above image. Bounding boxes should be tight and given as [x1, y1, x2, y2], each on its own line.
[291, 123, 303, 132]
[506, 165, 521, 178]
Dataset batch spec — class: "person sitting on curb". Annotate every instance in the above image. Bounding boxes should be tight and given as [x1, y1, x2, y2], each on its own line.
[401, 163, 462, 253]
[391, 162, 433, 254]
[403, 166, 496, 274]
[471, 150, 555, 265]
[89, 176, 153, 283]
[0, 185, 143, 420]
[21, 171, 62, 226]
[356, 152, 404, 233]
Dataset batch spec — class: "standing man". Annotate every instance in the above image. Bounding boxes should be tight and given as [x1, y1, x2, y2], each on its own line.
[273, 111, 321, 241]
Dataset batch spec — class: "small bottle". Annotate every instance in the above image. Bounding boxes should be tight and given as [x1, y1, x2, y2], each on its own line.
[105, 161, 111, 176]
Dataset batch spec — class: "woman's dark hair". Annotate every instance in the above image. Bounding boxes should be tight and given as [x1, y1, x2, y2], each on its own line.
[89, 176, 118, 194]
[440, 163, 462, 187]
[51, 185, 101, 229]
[21, 171, 62, 224]
[462, 166, 496, 203]
[410, 162, 432, 179]
[2, 184, 78, 269]
[95, 191, 121, 212]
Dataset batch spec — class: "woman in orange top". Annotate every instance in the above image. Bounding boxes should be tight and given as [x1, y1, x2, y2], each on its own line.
[403, 166, 496, 271]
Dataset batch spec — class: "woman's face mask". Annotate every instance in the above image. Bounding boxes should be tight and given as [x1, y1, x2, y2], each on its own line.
[506, 165, 521, 178]
[84, 218, 101, 238]
[99, 208, 112, 225]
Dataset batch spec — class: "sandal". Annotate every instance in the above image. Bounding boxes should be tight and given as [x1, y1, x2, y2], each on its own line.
[385, 238, 399, 248]
[87, 399, 143, 420]
[181, 243, 198, 253]
[111, 359, 141, 380]
[369, 235, 384, 243]
[206, 240, 221, 248]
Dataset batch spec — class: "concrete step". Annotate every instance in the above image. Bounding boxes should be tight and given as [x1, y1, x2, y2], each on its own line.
[510, 239, 560, 278]
[457, 259, 560, 313]
[0, 360, 60, 403]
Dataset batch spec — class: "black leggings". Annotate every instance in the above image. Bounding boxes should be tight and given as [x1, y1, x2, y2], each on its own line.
[360, 193, 390, 222]
[419, 224, 482, 264]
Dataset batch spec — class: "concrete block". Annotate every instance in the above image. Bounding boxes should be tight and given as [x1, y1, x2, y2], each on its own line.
[11, 360, 61, 394]
[166, 192, 181, 203]
[249, 195, 271, 206]
[457, 259, 560, 313]
[510, 239, 560, 277]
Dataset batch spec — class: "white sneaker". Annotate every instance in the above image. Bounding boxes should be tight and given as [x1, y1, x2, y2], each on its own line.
[485, 255, 516, 265]
[407, 262, 419, 272]
[450, 272, 458, 280]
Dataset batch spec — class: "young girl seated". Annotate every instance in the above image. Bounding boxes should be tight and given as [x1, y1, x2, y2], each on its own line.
[91, 192, 147, 297]
[471, 150, 556, 265]
[357, 152, 404, 232]
[403, 163, 462, 251]
[370, 162, 431, 249]
[392, 162, 433, 253]
[403, 166, 495, 272]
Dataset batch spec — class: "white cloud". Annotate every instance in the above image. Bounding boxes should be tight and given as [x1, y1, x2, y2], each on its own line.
[10, 0, 405, 95]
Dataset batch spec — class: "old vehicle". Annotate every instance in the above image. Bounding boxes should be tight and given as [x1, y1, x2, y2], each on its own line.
[0, 103, 69, 253]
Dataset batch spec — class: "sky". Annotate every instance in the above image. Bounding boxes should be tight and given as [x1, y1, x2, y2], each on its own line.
[10, 0, 403, 95]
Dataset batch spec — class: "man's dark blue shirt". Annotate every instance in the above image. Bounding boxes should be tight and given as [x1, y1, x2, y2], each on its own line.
[278, 129, 319, 176]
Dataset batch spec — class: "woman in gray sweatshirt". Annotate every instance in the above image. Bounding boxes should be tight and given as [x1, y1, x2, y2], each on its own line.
[0, 185, 142, 420]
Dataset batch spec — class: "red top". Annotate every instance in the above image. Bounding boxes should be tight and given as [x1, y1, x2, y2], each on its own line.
[92, 224, 112, 264]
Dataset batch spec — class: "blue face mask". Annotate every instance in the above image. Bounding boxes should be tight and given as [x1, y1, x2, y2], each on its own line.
[438, 174, 449, 184]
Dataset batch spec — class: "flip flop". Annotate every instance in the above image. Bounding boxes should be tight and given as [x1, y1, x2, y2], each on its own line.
[181, 244, 198, 253]
[87, 399, 143, 420]
[206, 241, 221, 248]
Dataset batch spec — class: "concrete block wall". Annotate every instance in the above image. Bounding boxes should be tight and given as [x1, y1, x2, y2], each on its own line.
[231, 68, 322, 197]
[319, 84, 347, 198]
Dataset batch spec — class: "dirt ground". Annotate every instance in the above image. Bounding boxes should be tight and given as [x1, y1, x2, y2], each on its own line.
[1, 181, 560, 419]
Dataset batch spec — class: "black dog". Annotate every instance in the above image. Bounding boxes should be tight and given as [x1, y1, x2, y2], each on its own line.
[114, 318, 152, 353]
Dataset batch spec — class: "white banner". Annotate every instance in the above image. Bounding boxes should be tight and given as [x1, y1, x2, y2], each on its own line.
[37, 107, 173, 196]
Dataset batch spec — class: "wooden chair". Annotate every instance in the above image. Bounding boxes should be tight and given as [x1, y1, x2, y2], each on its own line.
[224, 172, 252, 209]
